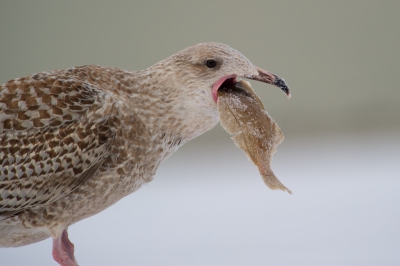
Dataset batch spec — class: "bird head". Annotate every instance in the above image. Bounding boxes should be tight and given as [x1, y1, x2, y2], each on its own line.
[144, 42, 290, 140]
[167, 42, 290, 104]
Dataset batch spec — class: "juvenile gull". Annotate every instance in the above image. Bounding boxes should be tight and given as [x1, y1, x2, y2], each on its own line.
[0, 42, 290, 266]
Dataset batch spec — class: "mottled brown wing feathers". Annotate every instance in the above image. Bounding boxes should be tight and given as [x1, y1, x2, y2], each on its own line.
[0, 72, 117, 219]
[0, 73, 100, 133]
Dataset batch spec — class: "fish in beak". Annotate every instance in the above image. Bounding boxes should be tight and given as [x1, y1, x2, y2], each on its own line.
[217, 79, 292, 194]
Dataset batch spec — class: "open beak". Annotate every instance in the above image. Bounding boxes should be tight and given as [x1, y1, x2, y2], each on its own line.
[212, 66, 291, 103]
[244, 66, 291, 98]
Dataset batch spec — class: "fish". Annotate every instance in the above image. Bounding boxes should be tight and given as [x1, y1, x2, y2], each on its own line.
[217, 80, 292, 194]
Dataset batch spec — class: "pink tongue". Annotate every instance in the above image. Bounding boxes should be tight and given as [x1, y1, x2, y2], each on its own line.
[212, 75, 236, 103]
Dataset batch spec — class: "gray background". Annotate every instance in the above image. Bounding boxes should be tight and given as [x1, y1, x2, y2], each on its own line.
[0, 1, 399, 265]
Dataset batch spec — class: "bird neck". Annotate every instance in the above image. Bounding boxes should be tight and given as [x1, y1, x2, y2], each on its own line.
[122, 68, 219, 145]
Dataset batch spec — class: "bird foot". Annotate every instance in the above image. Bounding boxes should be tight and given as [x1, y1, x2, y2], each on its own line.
[52, 229, 78, 266]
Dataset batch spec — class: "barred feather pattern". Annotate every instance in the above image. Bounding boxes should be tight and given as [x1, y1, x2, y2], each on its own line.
[0, 65, 172, 246]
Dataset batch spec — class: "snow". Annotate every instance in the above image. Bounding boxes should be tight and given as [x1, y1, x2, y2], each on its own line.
[1, 131, 399, 266]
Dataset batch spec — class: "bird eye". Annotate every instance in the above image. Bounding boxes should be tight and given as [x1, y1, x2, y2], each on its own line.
[206, 59, 217, 68]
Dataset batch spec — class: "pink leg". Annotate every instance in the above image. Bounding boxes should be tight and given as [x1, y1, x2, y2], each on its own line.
[52, 229, 78, 266]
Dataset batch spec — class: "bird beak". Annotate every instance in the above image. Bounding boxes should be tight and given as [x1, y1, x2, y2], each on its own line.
[244, 66, 291, 98]
[212, 66, 291, 103]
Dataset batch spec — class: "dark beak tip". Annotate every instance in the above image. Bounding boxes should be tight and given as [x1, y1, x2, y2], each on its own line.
[272, 75, 291, 99]
[254, 67, 291, 99]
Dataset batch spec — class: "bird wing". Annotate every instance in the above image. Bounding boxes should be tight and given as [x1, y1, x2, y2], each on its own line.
[0, 72, 118, 219]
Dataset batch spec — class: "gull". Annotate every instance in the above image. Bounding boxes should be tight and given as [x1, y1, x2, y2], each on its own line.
[0, 42, 289, 266]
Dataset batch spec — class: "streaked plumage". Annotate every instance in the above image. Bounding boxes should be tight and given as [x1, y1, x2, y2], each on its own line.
[0, 43, 290, 266]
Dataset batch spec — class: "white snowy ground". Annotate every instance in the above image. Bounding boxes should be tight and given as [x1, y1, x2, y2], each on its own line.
[1, 130, 399, 266]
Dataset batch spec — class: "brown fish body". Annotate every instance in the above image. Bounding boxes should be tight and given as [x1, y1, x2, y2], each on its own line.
[218, 80, 291, 194]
